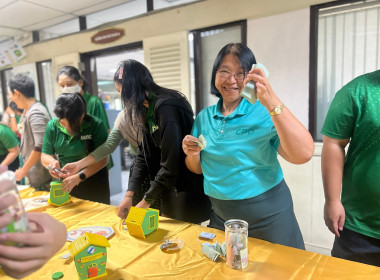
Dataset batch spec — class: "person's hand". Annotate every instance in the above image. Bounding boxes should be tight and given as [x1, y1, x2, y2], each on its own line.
[117, 196, 133, 219]
[14, 168, 27, 182]
[0, 164, 7, 174]
[61, 162, 82, 177]
[0, 212, 67, 279]
[135, 199, 150, 210]
[5, 106, 15, 116]
[182, 135, 202, 156]
[324, 200, 345, 237]
[47, 160, 62, 178]
[244, 68, 282, 111]
[61, 174, 81, 193]
[0, 193, 17, 229]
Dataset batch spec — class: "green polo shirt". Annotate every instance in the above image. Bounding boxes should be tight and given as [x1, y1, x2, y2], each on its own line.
[321, 70, 380, 239]
[83, 91, 110, 131]
[42, 115, 108, 167]
[0, 124, 19, 156]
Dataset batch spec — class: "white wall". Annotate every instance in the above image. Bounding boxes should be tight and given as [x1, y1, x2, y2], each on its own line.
[247, 8, 310, 129]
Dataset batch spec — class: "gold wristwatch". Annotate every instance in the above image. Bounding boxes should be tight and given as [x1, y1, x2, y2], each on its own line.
[269, 104, 284, 116]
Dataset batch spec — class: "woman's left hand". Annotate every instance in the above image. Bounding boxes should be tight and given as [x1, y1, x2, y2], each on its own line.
[244, 67, 282, 111]
[62, 174, 81, 193]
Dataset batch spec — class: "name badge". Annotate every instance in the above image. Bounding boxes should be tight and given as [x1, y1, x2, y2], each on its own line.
[81, 135, 92, 140]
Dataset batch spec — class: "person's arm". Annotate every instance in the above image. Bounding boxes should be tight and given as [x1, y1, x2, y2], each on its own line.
[117, 148, 147, 218]
[41, 153, 62, 178]
[182, 135, 202, 174]
[245, 68, 314, 164]
[0, 212, 67, 279]
[321, 135, 349, 237]
[0, 146, 20, 167]
[5, 107, 18, 134]
[61, 127, 123, 176]
[15, 110, 49, 181]
[61, 157, 108, 193]
[15, 150, 41, 181]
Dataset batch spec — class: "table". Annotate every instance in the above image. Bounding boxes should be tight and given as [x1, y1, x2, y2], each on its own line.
[1, 188, 380, 280]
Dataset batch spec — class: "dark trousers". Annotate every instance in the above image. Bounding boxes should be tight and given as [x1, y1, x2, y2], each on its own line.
[332, 227, 380, 267]
[208, 180, 305, 250]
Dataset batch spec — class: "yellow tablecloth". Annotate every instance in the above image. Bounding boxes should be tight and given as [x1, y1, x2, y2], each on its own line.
[1, 188, 380, 280]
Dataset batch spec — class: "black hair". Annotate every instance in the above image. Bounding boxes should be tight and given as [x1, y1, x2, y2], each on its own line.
[114, 59, 185, 131]
[210, 43, 257, 98]
[56, 65, 88, 92]
[9, 101, 23, 113]
[9, 74, 35, 98]
[53, 93, 88, 135]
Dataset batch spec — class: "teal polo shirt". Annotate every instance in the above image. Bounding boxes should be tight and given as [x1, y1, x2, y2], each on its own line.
[42, 116, 108, 167]
[192, 98, 283, 200]
[0, 124, 19, 156]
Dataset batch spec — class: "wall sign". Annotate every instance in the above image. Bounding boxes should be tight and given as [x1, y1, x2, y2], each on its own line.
[91, 28, 125, 44]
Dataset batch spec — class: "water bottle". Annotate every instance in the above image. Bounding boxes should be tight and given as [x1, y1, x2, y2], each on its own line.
[0, 171, 30, 240]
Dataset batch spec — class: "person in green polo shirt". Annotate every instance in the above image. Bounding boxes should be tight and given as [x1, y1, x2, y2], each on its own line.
[321, 70, 380, 266]
[41, 93, 110, 204]
[56, 66, 110, 132]
[56, 65, 113, 171]
[0, 123, 20, 171]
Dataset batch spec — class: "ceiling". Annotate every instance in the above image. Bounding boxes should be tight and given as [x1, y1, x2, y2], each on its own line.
[0, 0, 139, 42]
[0, 0, 196, 43]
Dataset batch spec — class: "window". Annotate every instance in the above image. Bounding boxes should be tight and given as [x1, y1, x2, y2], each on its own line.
[190, 21, 246, 113]
[149, 215, 156, 229]
[310, 0, 380, 140]
[54, 189, 64, 197]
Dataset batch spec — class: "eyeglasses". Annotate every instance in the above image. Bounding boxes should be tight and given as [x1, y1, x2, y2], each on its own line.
[216, 70, 246, 81]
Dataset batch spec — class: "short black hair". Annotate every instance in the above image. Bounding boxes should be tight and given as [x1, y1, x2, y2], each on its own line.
[57, 65, 88, 91]
[9, 74, 35, 98]
[54, 93, 87, 135]
[210, 43, 256, 98]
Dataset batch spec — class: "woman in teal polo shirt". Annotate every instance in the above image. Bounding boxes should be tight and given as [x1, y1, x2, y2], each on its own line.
[0, 123, 20, 171]
[41, 93, 110, 204]
[183, 43, 314, 249]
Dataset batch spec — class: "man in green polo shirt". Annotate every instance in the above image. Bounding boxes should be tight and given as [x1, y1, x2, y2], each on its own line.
[321, 70, 380, 266]
[0, 123, 20, 171]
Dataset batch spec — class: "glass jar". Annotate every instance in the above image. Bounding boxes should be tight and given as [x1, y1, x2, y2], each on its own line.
[0, 171, 30, 237]
[224, 219, 248, 270]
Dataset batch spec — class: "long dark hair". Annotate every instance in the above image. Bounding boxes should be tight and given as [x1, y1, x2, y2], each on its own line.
[56, 65, 88, 92]
[211, 43, 257, 98]
[114, 59, 184, 131]
[54, 93, 88, 135]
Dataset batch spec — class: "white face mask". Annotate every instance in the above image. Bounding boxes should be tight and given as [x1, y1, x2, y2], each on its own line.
[60, 84, 82, 94]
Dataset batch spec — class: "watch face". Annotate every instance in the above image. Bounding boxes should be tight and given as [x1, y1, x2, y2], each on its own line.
[275, 107, 282, 114]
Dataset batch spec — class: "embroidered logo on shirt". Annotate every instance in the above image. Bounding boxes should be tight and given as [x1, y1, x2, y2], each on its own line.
[152, 125, 159, 133]
[81, 135, 92, 140]
[236, 128, 254, 135]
